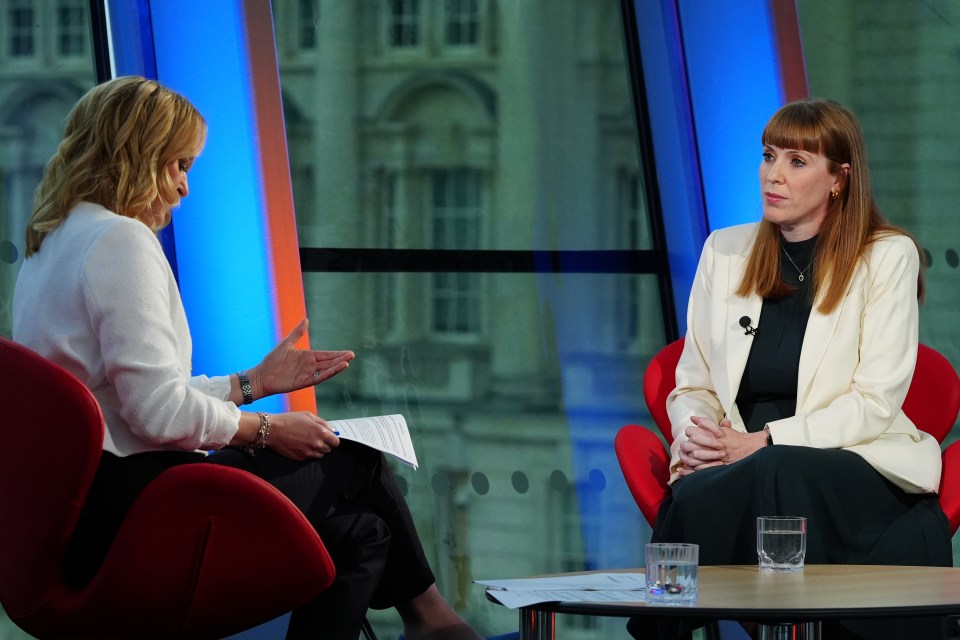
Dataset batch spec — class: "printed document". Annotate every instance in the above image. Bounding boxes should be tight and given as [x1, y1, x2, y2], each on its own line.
[329, 414, 419, 469]
[476, 573, 647, 608]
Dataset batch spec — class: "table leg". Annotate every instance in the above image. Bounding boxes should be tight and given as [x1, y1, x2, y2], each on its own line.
[758, 621, 821, 639]
[518, 608, 555, 640]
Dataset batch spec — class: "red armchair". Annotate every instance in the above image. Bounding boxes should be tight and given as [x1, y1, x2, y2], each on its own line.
[616, 338, 960, 534]
[0, 336, 336, 639]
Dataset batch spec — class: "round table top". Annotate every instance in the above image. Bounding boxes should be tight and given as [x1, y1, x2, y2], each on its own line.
[531, 565, 960, 622]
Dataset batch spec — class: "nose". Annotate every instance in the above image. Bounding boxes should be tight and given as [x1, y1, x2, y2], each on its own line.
[765, 158, 785, 184]
[178, 173, 189, 199]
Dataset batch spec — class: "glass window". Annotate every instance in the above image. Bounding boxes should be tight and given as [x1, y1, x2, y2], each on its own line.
[7, 0, 35, 58]
[430, 169, 483, 336]
[57, 0, 88, 57]
[444, 0, 479, 46]
[796, 0, 960, 555]
[387, 0, 420, 48]
[278, 2, 665, 636]
[298, 0, 317, 50]
[0, 2, 96, 342]
[431, 168, 482, 250]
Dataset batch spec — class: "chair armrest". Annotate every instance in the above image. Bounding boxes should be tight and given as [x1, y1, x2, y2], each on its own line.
[615, 425, 671, 527]
[939, 442, 960, 536]
[72, 464, 334, 639]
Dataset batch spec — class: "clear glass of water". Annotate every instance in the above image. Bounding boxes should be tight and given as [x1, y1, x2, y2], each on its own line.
[757, 516, 807, 572]
[645, 542, 699, 604]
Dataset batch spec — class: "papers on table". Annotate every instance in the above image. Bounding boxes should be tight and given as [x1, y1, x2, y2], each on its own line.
[476, 572, 647, 609]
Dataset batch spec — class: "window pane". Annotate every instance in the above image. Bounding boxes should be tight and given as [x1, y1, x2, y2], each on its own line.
[57, 0, 88, 57]
[431, 169, 481, 249]
[298, 0, 317, 50]
[796, 2, 960, 443]
[445, 0, 479, 46]
[279, 3, 663, 636]
[282, 1, 651, 251]
[0, 5, 96, 340]
[8, 1, 35, 57]
[388, 0, 420, 47]
[303, 270, 664, 637]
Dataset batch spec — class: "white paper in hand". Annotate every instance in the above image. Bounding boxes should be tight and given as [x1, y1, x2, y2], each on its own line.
[327, 414, 419, 469]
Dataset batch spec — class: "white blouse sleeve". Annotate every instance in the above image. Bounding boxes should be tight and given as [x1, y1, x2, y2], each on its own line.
[80, 220, 239, 450]
[189, 374, 233, 401]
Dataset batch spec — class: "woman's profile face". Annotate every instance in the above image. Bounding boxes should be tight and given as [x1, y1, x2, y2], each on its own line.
[759, 144, 847, 241]
[141, 156, 194, 231]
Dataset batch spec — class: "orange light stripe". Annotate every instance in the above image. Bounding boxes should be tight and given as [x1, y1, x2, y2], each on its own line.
[243, 0, 316, 414]
[769, 0, 809, 101]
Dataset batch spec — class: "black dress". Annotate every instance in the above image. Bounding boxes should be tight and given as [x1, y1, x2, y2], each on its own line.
[629, 236, 953, 640]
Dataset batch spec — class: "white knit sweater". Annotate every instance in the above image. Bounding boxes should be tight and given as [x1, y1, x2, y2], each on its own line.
[13, 202, 240, 456]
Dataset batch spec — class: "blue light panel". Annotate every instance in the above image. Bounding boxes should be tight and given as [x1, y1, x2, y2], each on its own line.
[677, 0, 786, 232]
[146, 2, 281, 412]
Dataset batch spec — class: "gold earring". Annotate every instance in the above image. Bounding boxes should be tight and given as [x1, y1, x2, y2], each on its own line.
[830, 190, 839, 201]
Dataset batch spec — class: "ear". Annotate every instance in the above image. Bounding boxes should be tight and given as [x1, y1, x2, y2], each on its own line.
[834, 162, 851, 191]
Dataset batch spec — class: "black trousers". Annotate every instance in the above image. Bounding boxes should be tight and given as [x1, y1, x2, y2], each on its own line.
[65, 441, 435, 640]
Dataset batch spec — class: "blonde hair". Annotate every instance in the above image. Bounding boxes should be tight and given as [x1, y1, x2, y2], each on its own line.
[736, 98, 924, 312]
[25, 76, 206, 256]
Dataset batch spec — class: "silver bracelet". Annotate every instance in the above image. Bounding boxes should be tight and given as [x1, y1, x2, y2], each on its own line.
[237, 370, 253, 405]
[244, 412, 271, 456]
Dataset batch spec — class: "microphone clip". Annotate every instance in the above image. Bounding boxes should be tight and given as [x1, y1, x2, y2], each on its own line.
[739, 316, 758, 337]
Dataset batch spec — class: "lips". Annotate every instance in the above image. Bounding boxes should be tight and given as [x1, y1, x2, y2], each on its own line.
[764, 192, 785, 204]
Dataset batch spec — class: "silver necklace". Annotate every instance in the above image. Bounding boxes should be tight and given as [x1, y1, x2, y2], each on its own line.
[780, 244, 813, 282]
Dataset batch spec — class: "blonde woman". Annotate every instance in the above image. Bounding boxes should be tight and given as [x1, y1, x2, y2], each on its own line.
[13, 76, 480, 640]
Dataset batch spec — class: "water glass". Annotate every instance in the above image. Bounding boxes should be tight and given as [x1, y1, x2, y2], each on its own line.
[757, 516, 807, 572]
[645, 543, 699, 604]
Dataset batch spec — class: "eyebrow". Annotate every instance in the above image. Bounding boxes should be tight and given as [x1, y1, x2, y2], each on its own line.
[764, 145, 813, 157]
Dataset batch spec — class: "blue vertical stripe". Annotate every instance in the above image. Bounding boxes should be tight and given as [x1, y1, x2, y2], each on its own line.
[107, 1, 282, 411]
[676, 0, 785, 233]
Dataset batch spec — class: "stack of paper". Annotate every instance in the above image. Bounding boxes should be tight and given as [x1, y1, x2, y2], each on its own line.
[476, 573, 647, 609]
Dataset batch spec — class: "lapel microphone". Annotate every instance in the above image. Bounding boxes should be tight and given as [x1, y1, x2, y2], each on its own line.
[739, 316, 758, 336]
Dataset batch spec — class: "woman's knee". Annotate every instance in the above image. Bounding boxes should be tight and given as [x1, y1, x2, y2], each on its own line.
[318, 511, 392, 570]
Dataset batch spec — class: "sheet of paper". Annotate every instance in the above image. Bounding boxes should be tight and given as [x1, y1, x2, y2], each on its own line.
[476, 573, 648, 609]
[328, 414, 419, 469]
[476, 572, 646, 592]
[485, 588, 646, 609]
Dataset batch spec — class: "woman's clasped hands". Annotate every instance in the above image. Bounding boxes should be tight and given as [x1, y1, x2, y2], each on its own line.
[676, 416, 769, 476]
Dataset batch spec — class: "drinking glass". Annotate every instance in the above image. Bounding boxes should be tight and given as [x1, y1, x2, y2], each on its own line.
[645, 542, 699, 604]
[757, 516, 807, 572]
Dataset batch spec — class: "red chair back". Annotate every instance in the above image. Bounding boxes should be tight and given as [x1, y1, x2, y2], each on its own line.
[903, 344, 960, 444]
[0, 336, 104, 617]
[0, 336, 336, 639]
[642, 338, 685, 442]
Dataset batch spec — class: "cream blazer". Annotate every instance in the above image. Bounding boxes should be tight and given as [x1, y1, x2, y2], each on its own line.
[666, 222, 942, 494]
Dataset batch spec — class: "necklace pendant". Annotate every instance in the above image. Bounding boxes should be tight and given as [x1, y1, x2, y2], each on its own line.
[798, 274, 805, 282]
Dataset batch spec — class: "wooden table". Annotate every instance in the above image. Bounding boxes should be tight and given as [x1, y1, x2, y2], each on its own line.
[498, 565, 960, 639]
